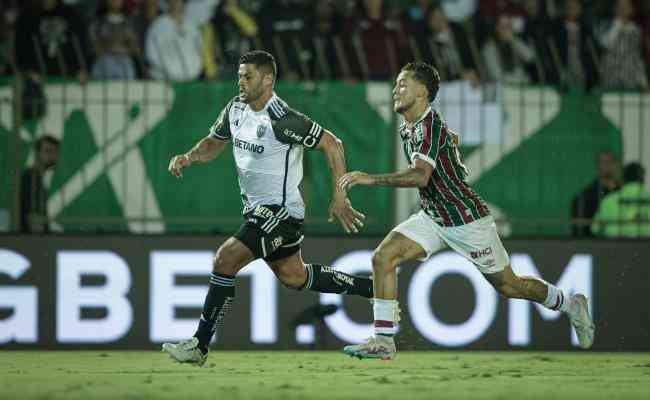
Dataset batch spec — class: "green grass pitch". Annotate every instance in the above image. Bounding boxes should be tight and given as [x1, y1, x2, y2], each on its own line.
[1, 351, 649, 399]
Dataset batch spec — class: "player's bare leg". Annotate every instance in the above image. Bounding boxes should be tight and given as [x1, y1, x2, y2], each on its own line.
[162, 237, 254, 365]
[343, 232, 425, 360]
[268, 250, 373, 297]
[483, 265, 595, 348]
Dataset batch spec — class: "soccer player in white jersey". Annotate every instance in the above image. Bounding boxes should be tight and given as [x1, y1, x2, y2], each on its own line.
[163, 51, 370, 365]
[339, 61, 595, 360]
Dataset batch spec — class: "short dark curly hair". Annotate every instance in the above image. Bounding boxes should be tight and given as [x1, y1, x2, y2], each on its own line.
[239, 50, 277, 81]
[401, 62, 441, 102]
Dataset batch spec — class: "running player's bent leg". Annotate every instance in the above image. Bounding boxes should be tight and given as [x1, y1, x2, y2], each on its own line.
[268, 251, 373, 298]
[483, 264, 595, 348]
[342, 232, 425, 360]
[371, 231, 426, 335]
[194, 237, 254, 353]
[162, 237, 254, 364]
[483, 265, 566, 310]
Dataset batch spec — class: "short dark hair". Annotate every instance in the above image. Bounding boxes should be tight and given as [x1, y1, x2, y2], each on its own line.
[239, 51, 277, 81]
[623, 162, 645, 183]
[34, 135, 60, 151]
[401, 62, 441, 102]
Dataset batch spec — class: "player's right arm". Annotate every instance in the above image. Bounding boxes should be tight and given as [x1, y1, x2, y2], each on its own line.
[168, 136, 227, 177]
[168, 98, 234, 178]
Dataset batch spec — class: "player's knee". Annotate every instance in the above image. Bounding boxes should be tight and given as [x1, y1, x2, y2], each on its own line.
[212, 250, 238, 276]
[371, 248, 398, 275]
[273, 265, 306, 290]
[279, 274, 304, 290]
[276, 270, 305, 290]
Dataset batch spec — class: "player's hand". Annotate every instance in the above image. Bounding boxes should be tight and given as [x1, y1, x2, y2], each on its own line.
[328, 194, 366, 234]
[168, 154, 191, 178]
[338, 171, 373, 191]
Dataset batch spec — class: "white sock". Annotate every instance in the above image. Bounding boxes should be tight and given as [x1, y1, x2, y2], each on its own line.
[373, 298, 397, 337]
[542, 281, 571, 313]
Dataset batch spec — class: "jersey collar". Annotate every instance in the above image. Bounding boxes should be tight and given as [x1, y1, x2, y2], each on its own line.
[400, 106, 432, 138]
[413, 106, 432, 126]
[260, 92, 279, 112]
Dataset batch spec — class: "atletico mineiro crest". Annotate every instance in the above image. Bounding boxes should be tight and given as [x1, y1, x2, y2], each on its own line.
[256, 125, 266, 138]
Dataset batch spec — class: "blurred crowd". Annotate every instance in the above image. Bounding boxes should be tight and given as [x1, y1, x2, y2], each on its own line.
[1, 0, 649, 89]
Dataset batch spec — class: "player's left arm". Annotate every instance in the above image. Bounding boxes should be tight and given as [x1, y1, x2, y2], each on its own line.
[340, 112, 443, 190]
[316, 130, 366, 234]
[273, 107, 365, 233]
[339, 159, 434, 190]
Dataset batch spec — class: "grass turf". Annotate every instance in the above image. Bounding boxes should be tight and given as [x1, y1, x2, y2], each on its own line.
[1, 351, 649, 400]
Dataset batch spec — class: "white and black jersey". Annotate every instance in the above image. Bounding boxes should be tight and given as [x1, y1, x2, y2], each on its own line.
[209, 93, 324, 219]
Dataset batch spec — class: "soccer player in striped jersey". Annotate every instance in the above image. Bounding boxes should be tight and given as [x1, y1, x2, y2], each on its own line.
[162, 51, 372, 365]
[339, 61, 595, 360]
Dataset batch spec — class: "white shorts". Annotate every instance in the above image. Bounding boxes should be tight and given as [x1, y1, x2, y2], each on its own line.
[392, 210, 509, 274]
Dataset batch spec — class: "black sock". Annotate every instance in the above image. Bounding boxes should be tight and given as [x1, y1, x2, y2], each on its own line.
[193, 272, 235, 353]
[303, 263, 373, 298]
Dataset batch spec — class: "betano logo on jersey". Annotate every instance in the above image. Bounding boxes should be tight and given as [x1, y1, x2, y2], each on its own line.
[234, 138, 264, 154]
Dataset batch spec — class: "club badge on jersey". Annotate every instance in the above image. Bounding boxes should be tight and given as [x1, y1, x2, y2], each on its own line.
[256, 125, 266, 138]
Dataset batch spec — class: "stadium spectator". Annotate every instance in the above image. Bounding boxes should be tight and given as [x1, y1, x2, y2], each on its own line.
[438, 0, 478, 23]
[67, 0, 102, 21]
[20, 135, 60, 234]
[482, 13, 535, 83]
[0, 2, 18, 77]
[145, 0, 204, 81]
[402, 0, 433, 29]
[89, 0, 141, 80]
[592, 162, 650, 238]
[342, 0, 408, 81]
[415, 5, 480, 85]
[478, 0, 528, 19]
[598, 0, 648, 89]
[132, 0, 160, 55]
[258, 0, 310, 80]
[184, 0, 221, 27]
[551, 0, 599, 91]
[307, 0, 345, 79]
[15, 0, 90, 82]
[476, 0, 528, 44]
[212, 0, 259, 80]
[522, 0, 559, 83]
[571, 151, 621, 237]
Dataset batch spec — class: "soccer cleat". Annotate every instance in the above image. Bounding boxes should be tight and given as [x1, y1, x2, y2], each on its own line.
[568, 294, 595, 349]
[162, 337, 207, 366]
[343, 335, 396, 360]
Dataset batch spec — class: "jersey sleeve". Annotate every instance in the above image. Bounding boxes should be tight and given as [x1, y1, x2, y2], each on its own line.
[410, 111, 444, 168]
[208, 99, 234, 141]
[272, 108, 324, 149]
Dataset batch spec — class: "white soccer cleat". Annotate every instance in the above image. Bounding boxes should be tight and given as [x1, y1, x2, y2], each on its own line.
[569, 294, 595, 349]
[162, 337, 207, 366]
[343, 335, 396, 360]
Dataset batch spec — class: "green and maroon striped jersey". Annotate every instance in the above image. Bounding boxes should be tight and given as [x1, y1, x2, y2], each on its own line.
[399, 107, 490, 226]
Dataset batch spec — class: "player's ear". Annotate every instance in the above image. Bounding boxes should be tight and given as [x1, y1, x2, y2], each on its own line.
[263, 73, 274, 88]
[417, 83, 427, 101]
